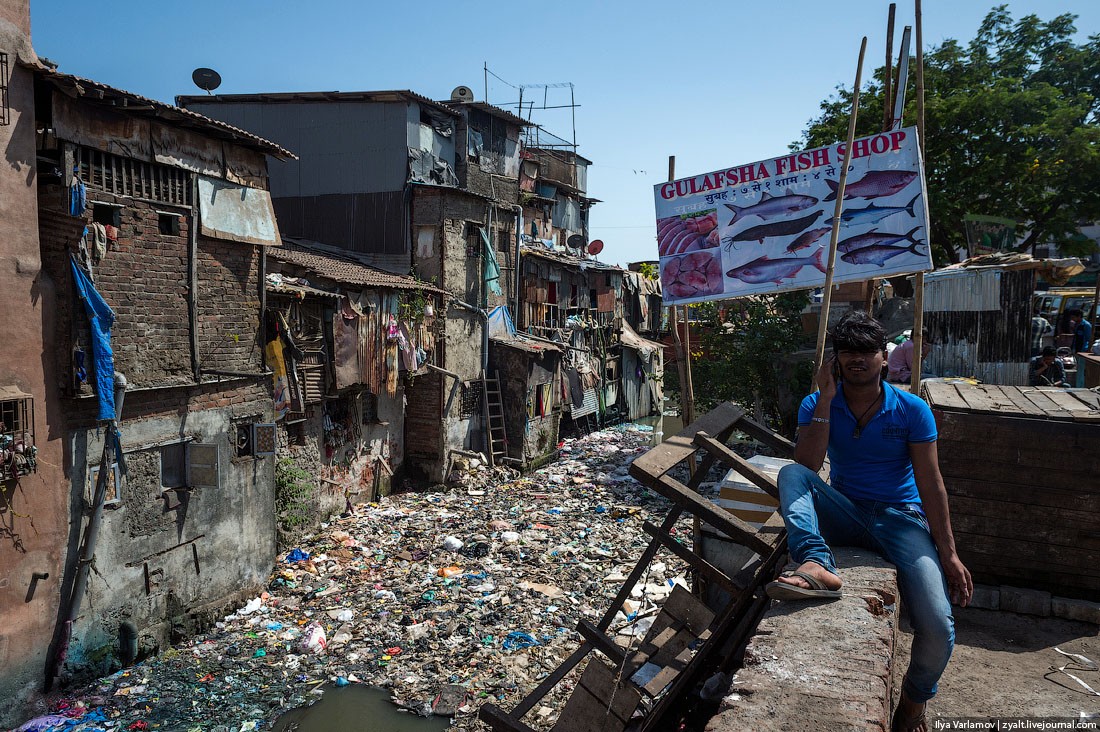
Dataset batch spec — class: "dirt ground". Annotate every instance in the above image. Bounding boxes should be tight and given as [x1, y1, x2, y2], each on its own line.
[893, 606, 1100, 722]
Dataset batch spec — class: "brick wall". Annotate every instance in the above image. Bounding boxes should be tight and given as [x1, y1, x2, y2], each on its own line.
[196, 237, 262, 375]
[39, 188, 265, 395]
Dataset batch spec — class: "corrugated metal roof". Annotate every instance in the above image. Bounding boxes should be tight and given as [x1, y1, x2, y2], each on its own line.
[521, 246, 623, 272]
[443, 100, 532, 127]
[176, 89, 460, 119]
[30, 64, 295, 159]
[270, 239, 447, 294]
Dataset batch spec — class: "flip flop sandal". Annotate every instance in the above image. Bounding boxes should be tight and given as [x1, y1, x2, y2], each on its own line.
[765, 570, 843, 600]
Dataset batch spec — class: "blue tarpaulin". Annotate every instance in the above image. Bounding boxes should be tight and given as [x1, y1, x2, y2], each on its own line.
[481, 229, 503, 296]
[70, 257, 116, 421]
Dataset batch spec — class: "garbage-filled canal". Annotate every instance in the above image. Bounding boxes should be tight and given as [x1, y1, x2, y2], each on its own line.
[23, 424, 702, 732]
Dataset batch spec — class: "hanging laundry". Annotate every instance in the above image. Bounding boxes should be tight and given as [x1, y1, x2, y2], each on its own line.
[69, 256, 116, 421]
[69, 169, 87, 216]
[104, 224, 120, 244]
[264, 337, 291, 420]
[384, 342, 399, 397]
[90, 223, 108, 263]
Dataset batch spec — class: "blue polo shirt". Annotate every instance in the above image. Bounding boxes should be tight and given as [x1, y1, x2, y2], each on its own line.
[797, 382, 937, 504]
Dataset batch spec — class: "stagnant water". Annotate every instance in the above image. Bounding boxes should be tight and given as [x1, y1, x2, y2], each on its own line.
[270, 685, 450, 732]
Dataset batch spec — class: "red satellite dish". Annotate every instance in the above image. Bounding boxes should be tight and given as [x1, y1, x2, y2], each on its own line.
[588, 239, 604, 255]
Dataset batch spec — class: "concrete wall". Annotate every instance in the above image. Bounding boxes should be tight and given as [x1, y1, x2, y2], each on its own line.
[0, 5, 70, 725]
[63, 382, 274, 678]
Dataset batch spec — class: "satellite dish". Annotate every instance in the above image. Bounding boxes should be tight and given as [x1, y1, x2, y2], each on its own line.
[588, 239, 604, 256]
[192, 68, 222, 93]
[450, 85, 474, 102]
[567, 234, 586, 251]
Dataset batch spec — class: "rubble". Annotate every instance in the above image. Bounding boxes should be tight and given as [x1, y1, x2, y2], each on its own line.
[22, 425, 707, 732]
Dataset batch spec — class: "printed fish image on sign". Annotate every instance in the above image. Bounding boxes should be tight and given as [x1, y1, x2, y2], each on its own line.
[656, 210, 719, 256]
[825, 193, 920, 227]
[660, 249, 724, 300]
[724, 247, 827, 285]
[654, 126, 933, 305]
[723, 188, 818, 224]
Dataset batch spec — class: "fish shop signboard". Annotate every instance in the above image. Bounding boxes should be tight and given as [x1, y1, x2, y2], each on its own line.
[654, 127, 931, 305]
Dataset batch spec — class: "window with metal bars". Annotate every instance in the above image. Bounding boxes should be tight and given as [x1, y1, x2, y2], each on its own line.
[75, 146, 192, 206]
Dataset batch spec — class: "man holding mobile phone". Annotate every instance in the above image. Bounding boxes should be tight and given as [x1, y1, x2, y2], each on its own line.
[766, 310, 971, 732]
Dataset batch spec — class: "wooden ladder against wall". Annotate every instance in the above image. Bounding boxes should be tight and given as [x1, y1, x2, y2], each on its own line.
[479, 402, 797, 732]
[483, 371, 508, 468]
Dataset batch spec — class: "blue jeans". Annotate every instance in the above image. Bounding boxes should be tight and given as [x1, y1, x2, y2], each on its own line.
[777, 463, 955, 704]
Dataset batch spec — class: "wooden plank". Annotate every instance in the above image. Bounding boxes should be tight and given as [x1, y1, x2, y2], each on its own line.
[1068, 389, 1100, 411]
[936, 411, 1099, 450]
[939, 439, 1100, 473]
[648, 474, 773, 555]
[946, 476, 1100, 509]
[989, 386, 1048, 418]
[575, 620, 628, 669]
[647, 584, 716, 639]
[731, 414, 796, 457]
[958, 385, 1017, 416]
[1042, 388, 1100, 421]
[1017, 387, 1074, 420]
[479, 703, 540, 732]
[923, 382, 969, 411]
[953, 531, 1100, 570]
[950, 503, 1100, 549]
[510, 644, 591, 719]
[649, 627, 698, 667]
[938, 455, 1088, 487]
[693, 432, 780, 499]
[643, 521, 741, 593]
[554, 659, 640, 732]
[629, 402, 744, 479]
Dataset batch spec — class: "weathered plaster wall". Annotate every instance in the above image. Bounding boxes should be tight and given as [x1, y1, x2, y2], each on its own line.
[63, 382, 275, 680]
[0, 7, 69, 725]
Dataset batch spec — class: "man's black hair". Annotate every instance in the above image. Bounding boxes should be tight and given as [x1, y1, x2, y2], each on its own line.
[831, 310, 886, 353]
[1041, 345, 1057, 357]
[1067, 308, 1084, 318]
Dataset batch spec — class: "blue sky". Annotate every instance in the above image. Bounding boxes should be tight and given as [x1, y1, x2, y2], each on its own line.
[30, 1, 1100, 267]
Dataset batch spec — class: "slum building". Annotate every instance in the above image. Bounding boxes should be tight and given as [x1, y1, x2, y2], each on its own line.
[0, 5, 64, 724]
[263, 238, 446, 544]
[27, 64, 292, 694]
[179, 90, 527, 481]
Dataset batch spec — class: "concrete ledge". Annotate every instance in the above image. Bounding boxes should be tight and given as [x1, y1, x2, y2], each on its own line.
[706, 548, 899, 732]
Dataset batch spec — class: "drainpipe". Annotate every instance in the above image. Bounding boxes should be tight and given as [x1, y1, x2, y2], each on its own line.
[511, 204, 523, 328]
[425, 363, 463, 415]
[188, 175, 200, 382]
[47, 372, 128, 690]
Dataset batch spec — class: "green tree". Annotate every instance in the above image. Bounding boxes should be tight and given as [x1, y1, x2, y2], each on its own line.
[688, 291, 813, 437]
[799, 6, 1100, 263]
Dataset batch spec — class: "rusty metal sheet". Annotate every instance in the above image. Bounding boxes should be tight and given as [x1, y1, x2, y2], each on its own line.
[198, 175, 280, 246]
[223, 145, 269, 187]
[151, 121, 223, 177]
[53, 92, 154, 160]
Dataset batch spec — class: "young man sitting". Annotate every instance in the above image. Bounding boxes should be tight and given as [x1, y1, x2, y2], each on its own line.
[768, 310, 971, 732]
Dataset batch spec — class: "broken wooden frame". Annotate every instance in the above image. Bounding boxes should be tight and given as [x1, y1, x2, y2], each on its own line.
[479, 402, 794, 732]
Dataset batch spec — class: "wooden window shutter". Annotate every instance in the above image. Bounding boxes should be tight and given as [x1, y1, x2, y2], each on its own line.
[186, 443, 220, 489]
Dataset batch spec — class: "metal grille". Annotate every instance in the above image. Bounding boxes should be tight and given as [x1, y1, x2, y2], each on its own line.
[460, 381, 483, 417]
[0, 52, 9, 127]
[76, 146, 192, 205]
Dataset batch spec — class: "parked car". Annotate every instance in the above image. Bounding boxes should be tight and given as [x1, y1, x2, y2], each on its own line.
[1034, 288, 1097, 347]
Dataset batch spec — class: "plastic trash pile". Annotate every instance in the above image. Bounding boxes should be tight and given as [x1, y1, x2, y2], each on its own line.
[19, 425, 700, 732]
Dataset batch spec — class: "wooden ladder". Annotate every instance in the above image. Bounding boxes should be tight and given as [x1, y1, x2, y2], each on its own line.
[479, 402, 796, 732]
[483, 371, 508, 468]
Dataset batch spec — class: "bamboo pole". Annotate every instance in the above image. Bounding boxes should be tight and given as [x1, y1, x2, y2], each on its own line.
[681, 304, 695, 425]
[866, 4, 899, 316]
[910, 0, 927, 394]
[668, 156, 693, 425]
[882, 4, 896, 134]
[814, 37, 869, 386]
